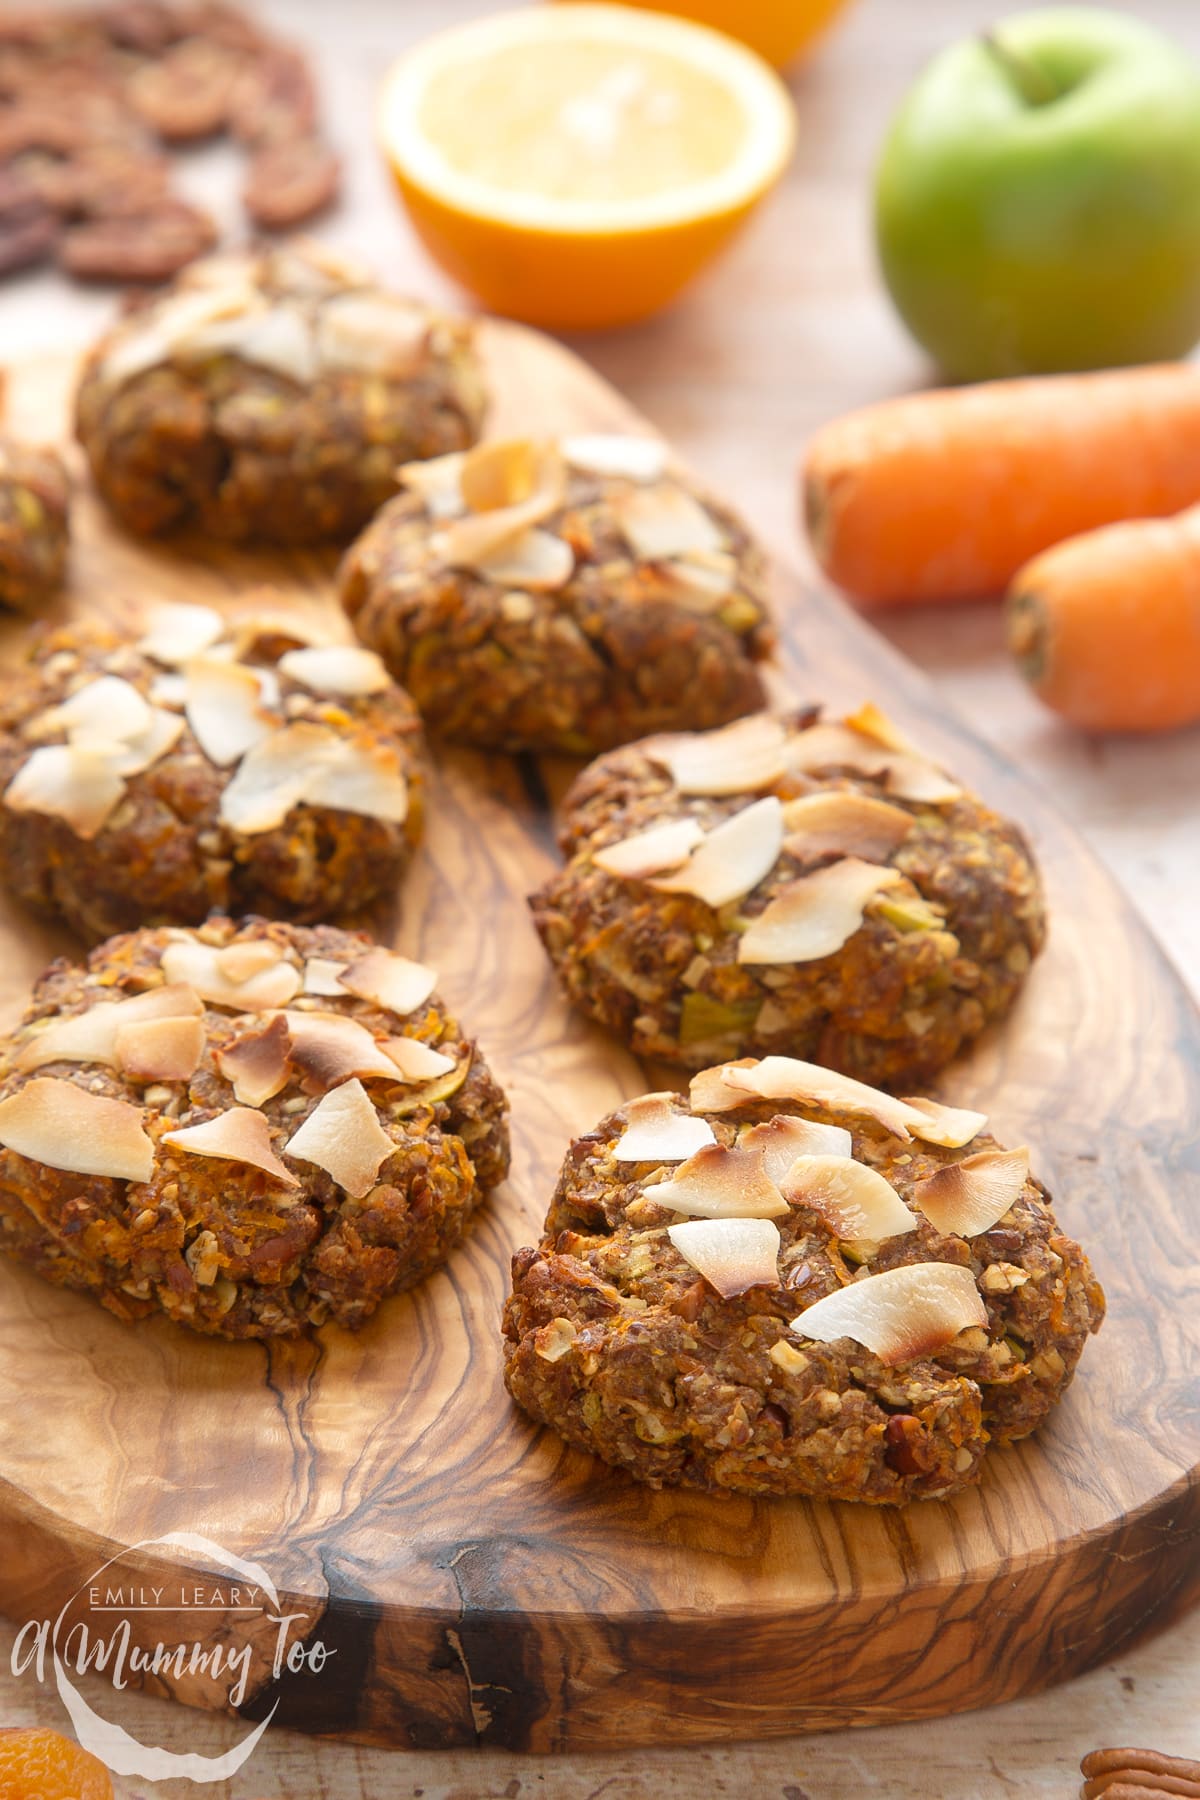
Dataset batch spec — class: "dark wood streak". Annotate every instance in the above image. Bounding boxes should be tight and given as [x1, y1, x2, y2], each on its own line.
[0, 339, 1195, 1750]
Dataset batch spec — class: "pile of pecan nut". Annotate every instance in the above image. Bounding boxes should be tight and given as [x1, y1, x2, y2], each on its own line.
[1081, 1746, 1200, 1798]
[0, 0, 339, 282]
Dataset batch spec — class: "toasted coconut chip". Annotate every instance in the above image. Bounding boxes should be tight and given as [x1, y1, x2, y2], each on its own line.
[780, 1155, 917, 1243]
[101, 278, 261, 384]
[561, 434, 667, 482]
[109, 709, 185, 777]
[253, 666, 282, 712]
[434, 445, 565, 567]
[99, 327, 177, 389]
[786, 723, 891, 778]
[740, 1114, 853, 1181]
[114, 1015, 205, 1082]
[738, 858, 905, 966]
[593, 818, 704, 881]
[647, 715, 788, 797]
[460, 438, 544, 512]
[781, 791, 914, 862]
[283, 1010, 405, 1089]
[149, 672, 187, 710]
[380, 1035, 457, 1081]
[136, 602, 226, 668]
[43, 675, 153, 745]
[0, 1077, 154, 1182]
[667, 1216, 781, 1298]
[48, 675, 201, 781]
[787, 722, 961, 807]
[613, 1094, 716, 1163]
[185, 657, 276, 767]
[471, 527, 574, 592]
[303, 957, 349, 997]
[120, 985, 204, 1019]
[4, 744, 126, 839]
[216, 940, 285, 984]
[161, 939, 302, 1011]
[164, 1106, 299, 1188]
[397, 451, 466, 519]
[284, 1078, 395, 1200]
[720, 1057, 926, 1140]
[433, 504, 542, 569]
[650, 797, 783, 910]
[277, 645, 392, 697]
[219, 724, 409, 835]
[649, 1141, 788, 1220]
[300, 737, 410, 823]
[184, 303, 319, 385]
[899, 1095, 988, 1150]
[688, 1059, 761, 1114]
[881, 754, 962, 805]
[271, 240, 372, 289]
[15, 982, 202, 1073]
[215, 1015, 292, 1107]
[911, 1147, 1031, 1238]
[315, 292, 429, 377]
[16, 1009, 122, 1075]
[656, 548, 737, 607]
[225, 607, 326, 660]
[336, 949, 437, 1018]
[790, 1262, 986, 1365]
[214, 731, 315, 833]
[613, 483, 724, 561]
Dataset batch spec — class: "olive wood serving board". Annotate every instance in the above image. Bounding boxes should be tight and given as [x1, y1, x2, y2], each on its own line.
[0, 336, 1196, 1754]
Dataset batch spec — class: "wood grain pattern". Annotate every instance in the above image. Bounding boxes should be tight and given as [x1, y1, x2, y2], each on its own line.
[0, 338, 1196, 1754]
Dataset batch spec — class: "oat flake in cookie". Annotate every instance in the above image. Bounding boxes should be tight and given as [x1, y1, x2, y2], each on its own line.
[339, 434, 774, 755]
[503, 1059, 1103, 1502]
[0, 603, 423, 942]
[529, 707, 1045, 1088]
[75, 242, 486, 544]
[0, 919, 509, 1338]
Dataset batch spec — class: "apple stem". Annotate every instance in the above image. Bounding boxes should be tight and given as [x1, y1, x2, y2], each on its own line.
[980, 31, 1061, 107]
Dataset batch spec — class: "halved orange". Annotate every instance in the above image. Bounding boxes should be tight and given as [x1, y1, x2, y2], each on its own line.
[379, 5, 795, 330]
[560, 0, 855, 69]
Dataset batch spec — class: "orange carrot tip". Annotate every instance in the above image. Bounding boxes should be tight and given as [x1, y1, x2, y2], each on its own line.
[1006, 508, 1200, 734]
[804, 365, 1200, 608]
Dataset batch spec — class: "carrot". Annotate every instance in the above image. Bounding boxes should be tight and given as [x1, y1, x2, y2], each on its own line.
[804, 365, 1200, 608]
[1006, 508, 1200, 733]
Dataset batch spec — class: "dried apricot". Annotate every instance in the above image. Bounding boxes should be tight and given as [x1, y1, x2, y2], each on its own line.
[0, 1725, 113, 1800]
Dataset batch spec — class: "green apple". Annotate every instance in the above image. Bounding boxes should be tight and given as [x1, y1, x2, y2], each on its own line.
[874, 8, 1200, 379]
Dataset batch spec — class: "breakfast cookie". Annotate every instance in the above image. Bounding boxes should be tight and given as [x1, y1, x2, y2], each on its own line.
[503, 1058, 1103, 1501]
[529, 707, 1044, 1087]
[0, 917, 509, 1337]
[75, 242, 485, 542]
[0, 440, 69, 611]
[0, 602, 423, 941]
[339, 434, 774, 755]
